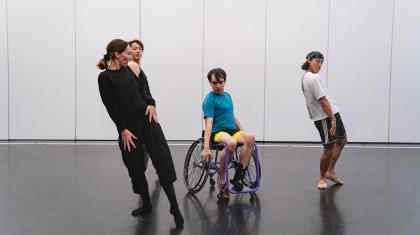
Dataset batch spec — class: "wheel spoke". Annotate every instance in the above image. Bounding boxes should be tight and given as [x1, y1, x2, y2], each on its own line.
[184, 139, 209, 192]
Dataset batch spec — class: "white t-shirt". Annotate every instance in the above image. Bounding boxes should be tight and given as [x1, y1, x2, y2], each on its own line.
[301, 72, 339, 121]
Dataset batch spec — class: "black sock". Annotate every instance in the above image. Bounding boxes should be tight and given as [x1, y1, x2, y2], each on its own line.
[161, 183, 179, 211]
[132, 182, 152, 216]
[140, 181, 152, 207]
[162, 183, 184, 228]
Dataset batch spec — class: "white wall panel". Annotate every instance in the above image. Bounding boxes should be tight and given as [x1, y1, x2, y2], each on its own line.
[389, 0, 420, 142]
[3, 0, 419, 143]
[328, 0, 394, 142]
[0, 0, 8, 139]
[264, 0, 329, 142]
[8, 0, 75, 139]
[141, 0, 203, 140]
[204, 0, 266, 140]
[75, 0, 140, 139]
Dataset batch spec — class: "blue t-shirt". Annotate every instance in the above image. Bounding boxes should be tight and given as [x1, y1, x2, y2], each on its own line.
[202, 91, 236, 133]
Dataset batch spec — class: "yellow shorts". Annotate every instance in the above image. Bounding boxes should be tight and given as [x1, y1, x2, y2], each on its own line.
[213, 130, 244, 143]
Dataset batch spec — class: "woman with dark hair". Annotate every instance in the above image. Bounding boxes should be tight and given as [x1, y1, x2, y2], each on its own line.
[97, 39, 184, 228]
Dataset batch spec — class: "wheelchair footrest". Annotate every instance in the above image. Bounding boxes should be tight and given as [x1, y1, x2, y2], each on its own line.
[227, 185, 258, 194]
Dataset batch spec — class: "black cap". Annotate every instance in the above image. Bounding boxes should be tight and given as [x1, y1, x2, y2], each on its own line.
[306, 51, 324, 60]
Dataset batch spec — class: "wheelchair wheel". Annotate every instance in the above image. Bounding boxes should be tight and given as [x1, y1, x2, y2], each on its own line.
[183, 138, 210, 194]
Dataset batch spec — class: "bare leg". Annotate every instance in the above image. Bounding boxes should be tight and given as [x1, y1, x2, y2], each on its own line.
[328, 137, 347, 174]
[218, 149, 227, 185]
[217, 135, 237, 188]
[320, 144, 334, 180]
[236, 132, 256, 167]
[325, 138, 347, 185]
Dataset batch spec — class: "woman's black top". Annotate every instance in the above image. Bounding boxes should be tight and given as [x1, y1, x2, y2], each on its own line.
[98, 67, 155, 134]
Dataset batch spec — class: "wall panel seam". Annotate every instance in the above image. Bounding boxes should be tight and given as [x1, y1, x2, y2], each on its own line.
[262, 0, 268, 141]
[6, 0, 10, 139]
[387, 0, 396, 143]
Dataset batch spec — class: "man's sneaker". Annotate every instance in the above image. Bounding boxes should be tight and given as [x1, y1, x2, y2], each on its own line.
[217, 185, 230, 201]
[230, 163, 246, 191]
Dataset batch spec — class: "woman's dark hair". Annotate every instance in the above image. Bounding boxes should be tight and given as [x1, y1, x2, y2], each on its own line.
[97, 39, 129, 70]
[129, 39, 144, 50]
[301, 51, 324, 70]
[207, 68, 226, 82]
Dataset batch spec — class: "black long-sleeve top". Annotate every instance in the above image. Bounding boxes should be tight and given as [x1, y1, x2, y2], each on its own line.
[98, 67, 155, 134]
[139, 69, 152, 98]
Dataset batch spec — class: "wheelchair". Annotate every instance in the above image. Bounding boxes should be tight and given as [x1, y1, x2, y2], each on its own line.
[183, 131, 262, 199]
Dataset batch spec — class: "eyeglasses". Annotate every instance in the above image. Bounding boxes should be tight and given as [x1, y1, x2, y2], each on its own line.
[211, 80, 225, 85]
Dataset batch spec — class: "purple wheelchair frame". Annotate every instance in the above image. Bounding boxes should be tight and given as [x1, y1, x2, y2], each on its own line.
[208, 142, 261, 194]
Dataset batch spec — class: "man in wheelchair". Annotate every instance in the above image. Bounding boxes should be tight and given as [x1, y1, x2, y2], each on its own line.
[201, 68, 256, 199]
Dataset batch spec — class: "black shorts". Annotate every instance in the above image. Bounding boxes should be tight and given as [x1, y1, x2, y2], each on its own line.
[314, 113, 347, 145]
[210, 129, 241, 144]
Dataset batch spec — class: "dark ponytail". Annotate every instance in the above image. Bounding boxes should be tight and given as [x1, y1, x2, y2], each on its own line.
[97, 56, 108, 70]
[301, 61, 310, 70]
[97, 39, 129, 70]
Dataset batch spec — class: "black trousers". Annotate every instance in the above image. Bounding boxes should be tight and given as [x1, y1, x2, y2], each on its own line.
[119, 120, 177, 195]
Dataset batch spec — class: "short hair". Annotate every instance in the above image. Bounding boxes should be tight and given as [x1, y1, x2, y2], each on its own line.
[207, 68, 226, 82]
[129, 39, 144, 50]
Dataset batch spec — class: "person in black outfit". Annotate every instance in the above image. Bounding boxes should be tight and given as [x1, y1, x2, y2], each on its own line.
[128, 39, 150, 174]
[96, 39, 184, 228]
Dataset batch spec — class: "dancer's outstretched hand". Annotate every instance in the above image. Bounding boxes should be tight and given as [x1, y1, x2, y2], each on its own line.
[122, 129, 137, 152]
[145, 105, 158, 123]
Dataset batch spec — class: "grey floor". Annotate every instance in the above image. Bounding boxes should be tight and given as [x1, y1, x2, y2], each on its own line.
[0, 142, 419, 235]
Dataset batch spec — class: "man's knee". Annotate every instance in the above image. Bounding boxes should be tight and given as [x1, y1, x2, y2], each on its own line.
[339, 137, 348, 147]
[245, 133, 256, 145]
[226, 139, 237, 151]
[323, 144, 334, 155]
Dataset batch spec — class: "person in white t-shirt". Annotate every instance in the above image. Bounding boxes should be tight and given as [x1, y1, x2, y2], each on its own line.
[301, 51, 347, 189]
